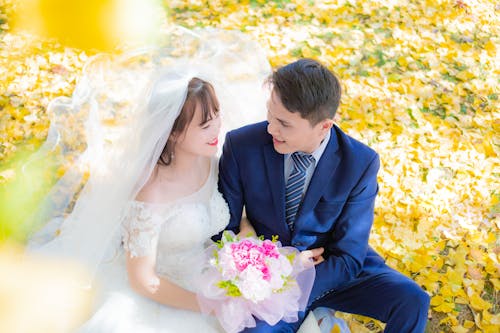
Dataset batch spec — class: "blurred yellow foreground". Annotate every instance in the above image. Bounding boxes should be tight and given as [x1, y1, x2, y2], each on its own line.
[10, 0, 163, 51]
[0, 243, 94, 333]
[2, 2, 163, 331]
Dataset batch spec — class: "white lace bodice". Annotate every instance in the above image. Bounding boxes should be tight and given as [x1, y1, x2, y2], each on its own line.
[121, 158, 229, 291]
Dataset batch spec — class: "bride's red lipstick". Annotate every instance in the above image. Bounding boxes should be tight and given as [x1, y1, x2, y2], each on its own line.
[208, 138, 218, 146]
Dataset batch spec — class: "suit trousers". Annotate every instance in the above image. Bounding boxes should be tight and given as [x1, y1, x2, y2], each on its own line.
[240, 266, 430, 333]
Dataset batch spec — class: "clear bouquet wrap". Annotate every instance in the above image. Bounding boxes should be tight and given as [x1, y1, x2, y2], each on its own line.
[197, 231, 316, 333]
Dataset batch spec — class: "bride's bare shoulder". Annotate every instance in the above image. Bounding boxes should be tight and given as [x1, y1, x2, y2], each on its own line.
[135, 166, 168, 202]
[135, 165, 184, 204]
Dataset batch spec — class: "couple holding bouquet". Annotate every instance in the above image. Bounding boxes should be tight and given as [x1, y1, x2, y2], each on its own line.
[30, 28, 429, 333]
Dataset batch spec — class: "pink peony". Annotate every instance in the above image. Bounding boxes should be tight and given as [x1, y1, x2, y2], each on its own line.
[231, 241, 266, 272]
[262, 240, 280, 258]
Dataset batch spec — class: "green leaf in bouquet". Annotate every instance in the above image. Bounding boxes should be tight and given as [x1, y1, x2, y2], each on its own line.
[212, 248, 219, 263]
[221, 230, 236, 244]
[275, 275, 295, 293]
[217, 280, 242, 297]
[215, 239, 224, 249]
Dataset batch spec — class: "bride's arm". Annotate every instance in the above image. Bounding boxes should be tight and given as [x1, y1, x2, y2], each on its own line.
[125, 254, 200, 312]
[237, 216, 256, 238]
[236, 206, 256, 238]
[123, 173, 201, 311]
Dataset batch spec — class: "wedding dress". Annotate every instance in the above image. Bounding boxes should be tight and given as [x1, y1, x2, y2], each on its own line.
[78, 157, 229, 333]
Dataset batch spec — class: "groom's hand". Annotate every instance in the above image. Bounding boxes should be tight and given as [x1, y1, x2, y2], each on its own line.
[299, 247, 325, 266]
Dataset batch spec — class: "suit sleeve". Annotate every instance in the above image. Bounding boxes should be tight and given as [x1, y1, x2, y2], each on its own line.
[309, 153, 380, 302]
[216, 132, 244, 239]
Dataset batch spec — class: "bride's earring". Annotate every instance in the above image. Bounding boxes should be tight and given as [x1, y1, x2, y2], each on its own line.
[166, 135, 176, 162]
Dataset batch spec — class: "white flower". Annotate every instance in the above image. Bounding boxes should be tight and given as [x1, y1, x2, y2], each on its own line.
[236, 266, 272, 303]
[218, 245, 238, 280]
[267, 256, 293, 290]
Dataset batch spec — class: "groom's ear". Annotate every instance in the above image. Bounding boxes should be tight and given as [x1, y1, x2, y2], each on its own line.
[320, 119, 334, 131]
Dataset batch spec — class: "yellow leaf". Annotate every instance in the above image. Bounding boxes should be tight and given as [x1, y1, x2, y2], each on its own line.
[397, 56, 408, 67]
[490, 278, 500, 290]
[483, 326, 500, 333]
[456, 70, 475, 81]
[467, 266, 483, 280]
[484, 40, 496, 56]
[301, 46, 316, 58]
[469, 248, 485, 262]
[433, 301, 455, 313]
[451, 325, 469, 333]
[446, 267, 464, 291]
[468, 292, 492, 311]
[485, 232, 496, 243]
[440, 315, 458, 326]
[430, 295, 444, 306]
[482, 133, 497, 157]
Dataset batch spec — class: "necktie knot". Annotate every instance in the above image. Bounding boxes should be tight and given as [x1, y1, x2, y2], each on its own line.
[291, 152, 315, 173]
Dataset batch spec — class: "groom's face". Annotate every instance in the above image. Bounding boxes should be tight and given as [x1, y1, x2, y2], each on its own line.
[266, 90, 331, 155]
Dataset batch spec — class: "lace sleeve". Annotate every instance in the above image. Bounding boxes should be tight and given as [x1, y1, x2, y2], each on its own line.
[122, 202, 160, 258]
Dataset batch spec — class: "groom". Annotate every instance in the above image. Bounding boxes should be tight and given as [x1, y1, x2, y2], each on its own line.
[218, 58, 430, 332]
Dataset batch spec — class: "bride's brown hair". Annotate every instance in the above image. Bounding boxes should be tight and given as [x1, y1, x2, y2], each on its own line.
[158, 77, 219, 166]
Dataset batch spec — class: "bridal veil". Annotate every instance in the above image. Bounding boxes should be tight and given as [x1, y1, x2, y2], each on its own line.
[27, 27, 271, 285]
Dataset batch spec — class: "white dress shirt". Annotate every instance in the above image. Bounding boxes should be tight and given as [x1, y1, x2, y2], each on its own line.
[284, 130, 331, 195]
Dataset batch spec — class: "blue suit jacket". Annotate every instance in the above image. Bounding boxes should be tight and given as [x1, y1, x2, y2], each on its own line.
[218, 121, 386, 302]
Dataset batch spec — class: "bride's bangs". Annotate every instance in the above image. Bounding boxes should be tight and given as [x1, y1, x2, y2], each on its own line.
[196, 80, 219, 125]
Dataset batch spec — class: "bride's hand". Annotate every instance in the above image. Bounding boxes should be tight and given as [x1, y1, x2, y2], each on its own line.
[299, 247, 325, 266]
[237, 217, 256, 238]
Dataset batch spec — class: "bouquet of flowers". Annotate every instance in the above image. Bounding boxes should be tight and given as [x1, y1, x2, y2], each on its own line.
[196, 231, 315, 333]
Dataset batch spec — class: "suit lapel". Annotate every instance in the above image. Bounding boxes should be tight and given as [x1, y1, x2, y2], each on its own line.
[263, 143, 289, 236]
[295, 128, 341, 229]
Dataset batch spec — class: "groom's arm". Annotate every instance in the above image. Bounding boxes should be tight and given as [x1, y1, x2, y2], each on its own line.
[309, 154, 380, 303]
[215, 132, 244, 240]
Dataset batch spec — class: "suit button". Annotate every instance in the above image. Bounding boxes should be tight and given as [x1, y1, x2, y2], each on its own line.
[293, 242, 303, 247]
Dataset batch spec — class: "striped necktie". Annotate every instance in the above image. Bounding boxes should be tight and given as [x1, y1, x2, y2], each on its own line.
[285, 152, 315, 230]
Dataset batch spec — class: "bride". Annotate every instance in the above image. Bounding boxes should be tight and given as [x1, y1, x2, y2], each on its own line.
[28, 27, 322, 332]
[78, 75, 240, 332]
[26, 28, 267, 332]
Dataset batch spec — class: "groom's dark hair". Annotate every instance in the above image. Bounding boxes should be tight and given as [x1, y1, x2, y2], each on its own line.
[268, 58, 341, 125]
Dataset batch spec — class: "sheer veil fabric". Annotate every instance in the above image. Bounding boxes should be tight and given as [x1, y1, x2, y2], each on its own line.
[28, 26, 271, 286]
